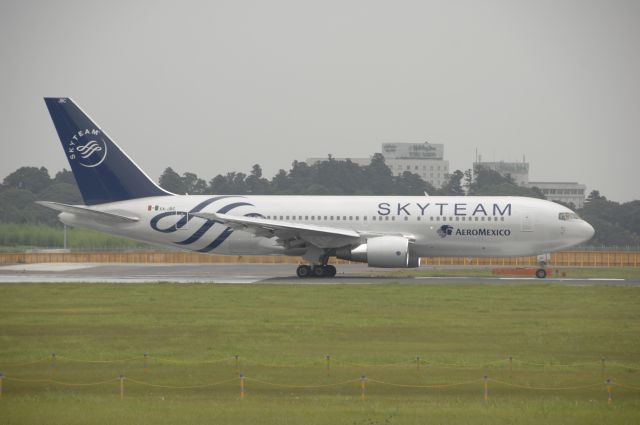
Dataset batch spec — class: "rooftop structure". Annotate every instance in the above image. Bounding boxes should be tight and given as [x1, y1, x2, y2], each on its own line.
[473, 160, 530, 186]
[307, 142, 449, 188]
[527, 181, 587, 209]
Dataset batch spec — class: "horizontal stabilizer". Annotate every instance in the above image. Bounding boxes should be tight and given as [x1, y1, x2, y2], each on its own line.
[36, 201, 139, 224]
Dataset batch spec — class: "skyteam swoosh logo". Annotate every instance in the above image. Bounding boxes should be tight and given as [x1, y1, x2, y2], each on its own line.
[150, 196, 263, 252]
[66, 129, 107, 168]
[77, 141, 103, 159]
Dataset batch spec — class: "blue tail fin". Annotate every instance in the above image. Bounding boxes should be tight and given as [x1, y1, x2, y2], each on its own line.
[44, 97, 172, 205]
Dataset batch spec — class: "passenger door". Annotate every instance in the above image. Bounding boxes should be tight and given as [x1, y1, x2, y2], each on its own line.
[521, 210, 534, 232]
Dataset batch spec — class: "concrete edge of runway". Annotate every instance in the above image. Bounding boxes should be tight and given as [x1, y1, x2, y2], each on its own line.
[0, 263, 637, 285]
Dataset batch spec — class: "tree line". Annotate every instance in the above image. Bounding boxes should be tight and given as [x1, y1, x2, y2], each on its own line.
[1, 155, 638, 247]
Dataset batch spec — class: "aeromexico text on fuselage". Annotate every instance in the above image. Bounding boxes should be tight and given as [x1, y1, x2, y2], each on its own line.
[377, 202, 512, 217]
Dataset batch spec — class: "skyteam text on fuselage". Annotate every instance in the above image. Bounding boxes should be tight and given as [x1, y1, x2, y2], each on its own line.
[39, 98, 595, 278]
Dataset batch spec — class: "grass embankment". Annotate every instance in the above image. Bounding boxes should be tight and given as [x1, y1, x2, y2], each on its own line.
[0, 223, 153, 251]
[0, 283, 639, 424]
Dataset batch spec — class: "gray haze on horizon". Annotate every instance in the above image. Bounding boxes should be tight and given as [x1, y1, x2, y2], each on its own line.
[1, 0, 639, 202]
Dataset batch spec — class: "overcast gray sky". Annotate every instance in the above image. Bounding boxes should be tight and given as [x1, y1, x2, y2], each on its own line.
[1, 0, 638, 201]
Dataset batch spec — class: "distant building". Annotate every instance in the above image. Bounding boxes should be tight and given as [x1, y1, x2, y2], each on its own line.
[307, 142, 450, 188]
[473, 160, 530, 186]
[382, 142, 444, 160]
[526, 182, 587, 209]
[383, 143, 449, 188]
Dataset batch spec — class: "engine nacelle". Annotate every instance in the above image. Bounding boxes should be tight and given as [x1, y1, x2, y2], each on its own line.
[336, 236, 421, 268]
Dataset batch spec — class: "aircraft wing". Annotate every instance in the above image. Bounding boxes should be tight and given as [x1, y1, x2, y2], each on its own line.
[36, 201, 140, 224]
[191, 212, 362, 249]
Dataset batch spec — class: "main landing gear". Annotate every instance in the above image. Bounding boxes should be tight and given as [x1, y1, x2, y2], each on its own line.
[296, 264, 337, 278]
[535, 268, 547, 279]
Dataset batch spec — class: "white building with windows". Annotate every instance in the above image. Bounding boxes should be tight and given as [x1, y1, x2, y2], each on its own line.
[382, 143, 449, 188]
[472, 160, 530, 186]
[526, 182, 587, 209]
[307, 142, 450, 189]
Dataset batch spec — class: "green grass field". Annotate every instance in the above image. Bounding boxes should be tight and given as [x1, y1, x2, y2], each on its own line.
[0, 223, 154, 251]
[0, 282, 639, 424]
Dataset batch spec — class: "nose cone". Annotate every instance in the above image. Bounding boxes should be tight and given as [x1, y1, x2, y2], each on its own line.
[580, 220, 595, 243]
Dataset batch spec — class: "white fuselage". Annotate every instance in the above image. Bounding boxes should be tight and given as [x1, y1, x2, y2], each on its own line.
[58, 195, 594, 259]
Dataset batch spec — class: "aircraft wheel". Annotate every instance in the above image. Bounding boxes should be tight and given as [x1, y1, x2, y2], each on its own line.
[535, 268, 547, 279]
[324, 265, 337, 277]
[296, 265, 311, 278]
[312, 265, 325, 278]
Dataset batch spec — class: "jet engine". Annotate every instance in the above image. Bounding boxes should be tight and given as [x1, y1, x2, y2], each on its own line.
[336, 236, 421, 268]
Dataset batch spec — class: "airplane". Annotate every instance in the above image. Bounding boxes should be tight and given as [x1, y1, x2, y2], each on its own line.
[38, 97, 595, 279]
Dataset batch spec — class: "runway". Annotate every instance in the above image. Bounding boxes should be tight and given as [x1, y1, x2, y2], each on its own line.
[0, 263, 637, 285]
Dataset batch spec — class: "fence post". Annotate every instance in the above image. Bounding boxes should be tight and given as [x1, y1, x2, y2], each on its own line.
[0, 372, 3, 398]
[326, 355, 331, 376]
[483, 376, 488, 402]
[509, 356, 513, 372]
[361, 375, 367, 401]
[235, 355, 239, 373]
[240, 374, 245, 399]
[606, 379, 613, 404]
[416, 356, 421, 373]
[119, 375, 125, 400]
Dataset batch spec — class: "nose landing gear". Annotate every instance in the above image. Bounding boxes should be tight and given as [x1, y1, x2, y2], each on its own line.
[535, 253, 550, 279]
[296, 264, 337, 278]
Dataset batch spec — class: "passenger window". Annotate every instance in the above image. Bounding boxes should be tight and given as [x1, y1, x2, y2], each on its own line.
[404, 216, 408, 221]
[385, 216, 389, 221]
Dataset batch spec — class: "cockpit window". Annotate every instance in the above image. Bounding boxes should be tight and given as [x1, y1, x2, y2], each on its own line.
[558, 212, 580, 221]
